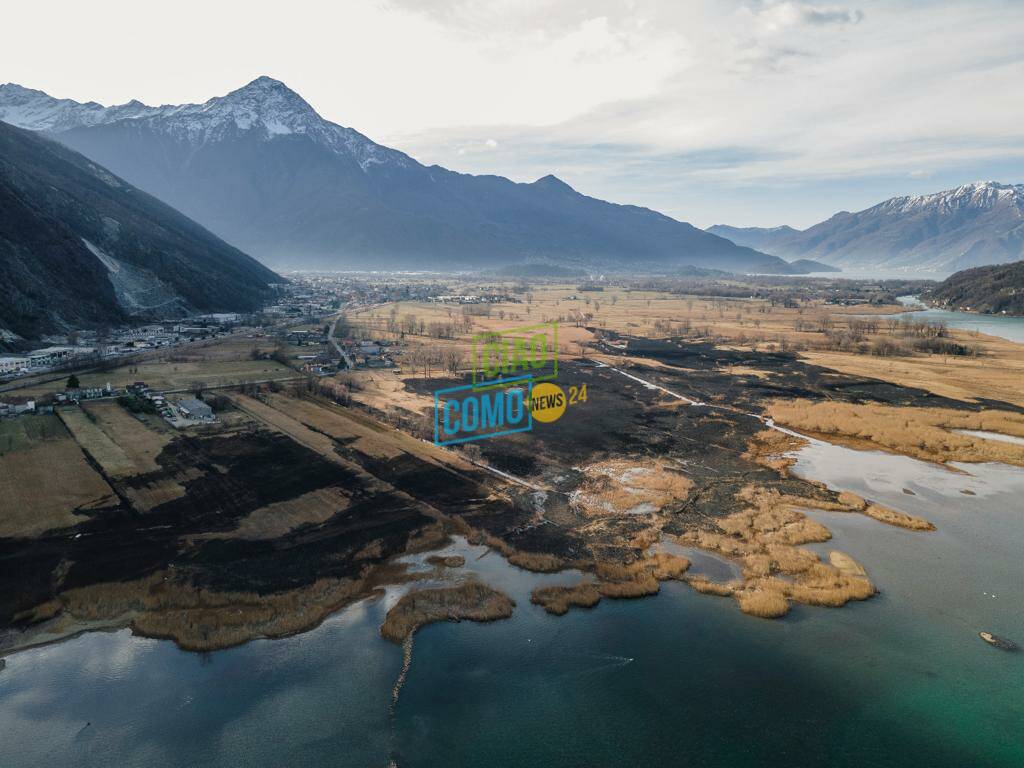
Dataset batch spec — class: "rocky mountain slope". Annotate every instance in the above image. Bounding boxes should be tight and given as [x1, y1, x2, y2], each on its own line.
[0, 121, 279, 338]
[925, 260, 1024, 315]
[0, 77, 796, 274]
[708, 182, 1024, 274]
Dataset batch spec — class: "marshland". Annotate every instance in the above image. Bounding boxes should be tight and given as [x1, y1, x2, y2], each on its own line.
[2, 276, 1023, 766]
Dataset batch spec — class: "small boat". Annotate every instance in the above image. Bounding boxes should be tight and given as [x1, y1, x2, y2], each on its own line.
[979, 632, 1019, 651]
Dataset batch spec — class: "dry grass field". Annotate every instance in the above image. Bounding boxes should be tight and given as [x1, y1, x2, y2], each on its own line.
[58, 403, 187, 511]
[207, 487, 352, 540]
[3, 338, 295, 399]
[767, 400, 1024, 467]
[571, 458, 694, 516]
[0, 415, 117, 537]
[58, 408, 136, 477]
[347, 282, 1023, 409]
[82, 402, 172, 474]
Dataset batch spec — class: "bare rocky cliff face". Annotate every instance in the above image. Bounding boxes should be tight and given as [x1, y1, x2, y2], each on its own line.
[0, 121, 279, 338]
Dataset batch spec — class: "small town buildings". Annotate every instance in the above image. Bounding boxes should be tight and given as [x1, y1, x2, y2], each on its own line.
[177, 398, 215, 422]
[0, 357, 29, 375]
[27, 346, 90, 368]
[0, 398, 35, 416]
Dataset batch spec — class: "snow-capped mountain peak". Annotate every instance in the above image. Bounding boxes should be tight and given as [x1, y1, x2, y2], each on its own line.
[183, 76, 323, 137]
[0, 76, 413, 171]
[880, 180, 1024, 216]
[2, 75, 413, 171]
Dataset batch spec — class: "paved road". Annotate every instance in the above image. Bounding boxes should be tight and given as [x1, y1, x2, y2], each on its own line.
[328, 316, 354, 370]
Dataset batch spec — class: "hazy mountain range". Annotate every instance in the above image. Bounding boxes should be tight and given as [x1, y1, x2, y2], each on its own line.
[0, 77, 806, 275]
[709, 182, 1024, 275]
[0, 121, 278, 338]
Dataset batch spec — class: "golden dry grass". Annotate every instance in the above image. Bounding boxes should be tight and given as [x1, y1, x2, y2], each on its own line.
[742, 429, 807, 475]
[530, 582, 602, 615]
[598, 577, 660, 598]
[767, 400, 1024, 467]
[16, 564, 419, 652]
[201, 486, 350, 540]
[571, 458, 693, 516]
[346, 372, 436, 416]
[676, 484, 878, 618]
[735, 588, 791, 618]
[506, 551, 567, 572]
[58, 407, 135, 477]
[862, 503, 936, 531]
[0, 416, 117, 537]
[380, 580, 514, 643]
[585, 551, 691, 600]
[84, 402, 172, 473]
[829, 551, 868, 578]
[802, 342, 1024, 408]
[685, 577, 737, 597]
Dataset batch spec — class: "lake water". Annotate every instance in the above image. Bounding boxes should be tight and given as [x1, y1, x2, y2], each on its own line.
[893, 296, 1024, 344]
[2, 441, 1023, 767]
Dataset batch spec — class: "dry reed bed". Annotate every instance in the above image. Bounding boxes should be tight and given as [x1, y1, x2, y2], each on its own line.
[570, 458, 694, 516]
[767, 400, 1024, 467]
[676, 485, 877, 619]
[380, 580, 515, 643]
[24, 568, 416, 652]
[529, 552, 691, 615]
[531, 583, 603, 615]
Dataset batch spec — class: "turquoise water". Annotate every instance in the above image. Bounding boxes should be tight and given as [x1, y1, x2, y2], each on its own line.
[894, 296, 1024, 344]
[1, 443, 1023, 767]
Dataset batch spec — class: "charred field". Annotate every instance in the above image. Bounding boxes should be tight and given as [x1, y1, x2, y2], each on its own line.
[3, 328, 1018, 652]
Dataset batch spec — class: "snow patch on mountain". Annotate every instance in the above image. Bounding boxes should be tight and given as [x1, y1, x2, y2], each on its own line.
[880, 181, 1024, 216]
[0, 76, 413, 173]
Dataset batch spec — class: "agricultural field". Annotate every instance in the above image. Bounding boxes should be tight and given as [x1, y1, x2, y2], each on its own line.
[4, 277, 1024, 658]
[0, 415, 116, 537]
[2, 337, 297, 399]
[344, 281, 1024, 407]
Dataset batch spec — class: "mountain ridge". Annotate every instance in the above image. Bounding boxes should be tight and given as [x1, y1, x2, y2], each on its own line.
[707, 181, 1024, 274]
[0, 120, 279, 338]
[0, 77, 798, 274]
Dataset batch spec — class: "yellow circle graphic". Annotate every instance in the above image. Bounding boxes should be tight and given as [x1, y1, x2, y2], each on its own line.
[530, 382, 567, 423]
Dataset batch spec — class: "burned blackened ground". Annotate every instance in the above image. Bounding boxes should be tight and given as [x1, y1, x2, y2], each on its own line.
[594, 335, 1024, 413]
[0, 426, 432, 629]
[408, 338, 1018, 567]
[4, 332, 1011, 652]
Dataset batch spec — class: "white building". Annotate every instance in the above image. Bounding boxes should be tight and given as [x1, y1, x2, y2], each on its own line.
[26, 346, 95, 369]
[0, 357, 29, 375]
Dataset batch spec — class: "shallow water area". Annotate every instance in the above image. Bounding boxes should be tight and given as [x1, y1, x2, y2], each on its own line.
[2, 445, 1023, 767]
[892, 295, 1024, 343]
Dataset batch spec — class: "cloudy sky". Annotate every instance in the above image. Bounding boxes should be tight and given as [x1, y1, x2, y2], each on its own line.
[3, 0, 1022, 227]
